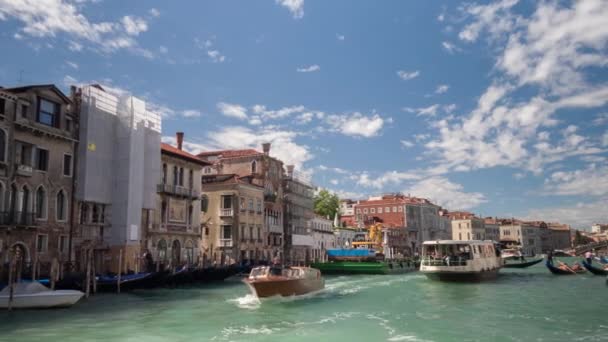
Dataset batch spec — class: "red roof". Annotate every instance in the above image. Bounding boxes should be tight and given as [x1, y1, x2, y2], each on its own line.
[197, 149, 262, 159]
[201, 173, 263, 188]
[161, 143, 210, 166]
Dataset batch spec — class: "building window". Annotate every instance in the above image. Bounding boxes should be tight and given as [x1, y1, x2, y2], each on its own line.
[370, 208, 375, 214]
[249, 226, 254, 240]
[222, 225, 232, 239]
[65, 118, 72, 132]
[188, 169, 193, 189]
[38, 98, 59, 127]
[251, 160, 257, 174]
[256, 198, 262, 213]
[35, 186, 47, 220]
[393, 206, 397, 212]
[92, 205, 99, 223]
[398, 206, 403, 212]
[203, 166, 212, 174]
[161, 201, 167, 223]
[56, 190, 67, 221]
[59, 235, 68, 253]
[162, 163, 167, 184]
[201, 195, 208, 212]
[378, 207, 383, 214]
[63, 154, 72, 176]
[21, 104, 28, 118]
[179, 167, 184, 186]
[0, 98, 4, 116]
[35, 148, 49, 171]
[173, 166, 178, 185]
[356, 209, 361, 214]
[80, 203, 88, 224]
[0, 129, 5, 163]
[240, 197, 245, 211]
[363, 208, 368, 214]
[385, 207, 390, 213]
[248, 198, 254, 211]
[188, 205, 193, 226]
[36, 234, 48, 253]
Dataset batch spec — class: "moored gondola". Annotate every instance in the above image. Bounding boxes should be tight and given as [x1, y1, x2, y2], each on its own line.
[94, 272, 156, 292]
[502, 258, 543, 268]
[545, 261, 585, 275]
[581, 261, 608, 276]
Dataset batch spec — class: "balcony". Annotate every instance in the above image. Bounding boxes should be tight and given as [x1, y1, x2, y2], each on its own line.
[0, 212, 37, 226]
[15, 164, 33, 177]
[80, 224, 104, 240]
[219, 239, 233, 248]
[156, 183, 200, 199]
[268, 224, 283, 234]
[219, 208, 234, 217]
[264, 193, 277, 203]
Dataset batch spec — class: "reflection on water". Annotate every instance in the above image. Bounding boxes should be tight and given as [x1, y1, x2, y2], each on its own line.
[1, 263, 607, 342]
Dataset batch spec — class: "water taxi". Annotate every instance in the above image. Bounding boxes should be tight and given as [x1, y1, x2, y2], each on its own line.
[420, 240, 502, 282]
[244, 266, 324, 298]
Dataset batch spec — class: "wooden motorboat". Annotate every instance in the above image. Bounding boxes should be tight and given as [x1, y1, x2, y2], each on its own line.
[502, 258, 543, 268]
[581, 260, 608, 276]
[545, 261, 586, 275]
[0, 282, 84, 309]
[244, 266, 324, 298]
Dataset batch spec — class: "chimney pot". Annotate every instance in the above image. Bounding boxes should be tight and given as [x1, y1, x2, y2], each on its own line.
[176, 132, 184, 150]
[262, 142, 271, 155]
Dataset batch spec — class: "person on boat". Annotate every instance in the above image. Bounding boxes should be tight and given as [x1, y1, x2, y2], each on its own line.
[571, 263, 582, 272]
[547, 250, 554, 265]
[270, 256, 282, 276]
[585, 251, 593, 264]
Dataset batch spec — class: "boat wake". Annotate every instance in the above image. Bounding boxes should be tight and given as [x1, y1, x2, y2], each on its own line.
[227, 294, 261, 310]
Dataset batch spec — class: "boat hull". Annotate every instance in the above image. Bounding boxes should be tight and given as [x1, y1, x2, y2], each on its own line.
[311, 261, 416, 275]
[502, 258, 543, 268]
[545, 261, 585, 275]
[244, 277, 324, 298]
[0, 290, 84, 309]
[422, 269, 499, 282]
[581, 261, 608, 276]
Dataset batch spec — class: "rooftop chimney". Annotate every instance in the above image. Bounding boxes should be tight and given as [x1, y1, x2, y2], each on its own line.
[176, 132, 184, 150]
[287, 165, 295, 177]
[262, 142, 271, 155]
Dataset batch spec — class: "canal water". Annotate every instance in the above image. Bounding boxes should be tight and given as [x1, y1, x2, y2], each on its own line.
[1, 259, 607, 342]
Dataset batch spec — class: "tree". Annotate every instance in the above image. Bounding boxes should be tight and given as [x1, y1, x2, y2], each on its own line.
[313, 189, 340, 219]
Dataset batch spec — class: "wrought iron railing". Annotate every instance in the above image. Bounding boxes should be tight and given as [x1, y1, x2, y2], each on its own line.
[421, 257, 469, 267]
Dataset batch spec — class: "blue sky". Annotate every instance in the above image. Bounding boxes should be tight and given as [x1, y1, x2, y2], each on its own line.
[1, 0, 607, 228]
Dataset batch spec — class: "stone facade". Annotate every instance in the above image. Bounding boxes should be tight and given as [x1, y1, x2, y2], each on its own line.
[283, 165, 315, 265]
[0, 85, 76, 278]
[500, 222, 543, 256]
[200, 174, 265, 265]
[143, 136, 206, 271]
[310, 215, 335, 262]
[450, 212, 485, 241]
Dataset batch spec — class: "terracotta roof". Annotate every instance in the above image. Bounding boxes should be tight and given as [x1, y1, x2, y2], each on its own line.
[201, 173, 263, 188]
[161, 143, 210, 166]
[197, 149, 262, 159]
[448, 211, 476, 220]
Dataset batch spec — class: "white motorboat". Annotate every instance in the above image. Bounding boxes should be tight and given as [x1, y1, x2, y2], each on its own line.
[0, 282, 84, 309]
[420, 240, 503, 282]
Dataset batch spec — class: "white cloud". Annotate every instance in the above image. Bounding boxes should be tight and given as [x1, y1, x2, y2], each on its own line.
[121, 16, 148, 36]
[593, 113, 608, 126]
[297, 64, 320, 73]
[513, 172, 525, 180]
[159, 45, 168, 54]
[252, 104, 306, 120]
[525, 198, 608, 228]
[400, 140, 414, 148]
[336, 34, 345, 41]
[603, 131, 608, 147]
[208, 126, 312, 170]
[355, 171, 420, 189]
[65, 61, 78, 69]
[545, 164, 608, 196]
[330, 179, 339, 185]
[326, 112, 386, 138]
[435, 84, 449, 94]
[195, 37, 226, 63]
[217, 102, 247, 120]
[276, 0, 304, 19]
[397, 70, 420, 81]
[404, 177, 487, 210]
[425, 1, 608, 175]
[148, 8, 160, 18]
[207, 50, 225, 63]
[0, 0, 155, 56]
[181, 110, 201, 118]
[442, 41, 461, 54]
[415, 104, 440, 117]
[437, 14, 445, 22]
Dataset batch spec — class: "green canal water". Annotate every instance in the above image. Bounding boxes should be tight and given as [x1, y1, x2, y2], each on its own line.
[1, 259, 607, 342]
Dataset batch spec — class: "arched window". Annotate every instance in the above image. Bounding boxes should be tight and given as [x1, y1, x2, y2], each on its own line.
[157, 239, 167, 263]
[179, 167, 184, 186]
[162, 163, 167, 184]
[21, 186, 30, 215]
[161, 201, 167, 223]
[9, 184, 17, 213]
[251, 160, 257, 174]
[35, 186, 46, 219]
[185, 240, 194, 265]
[200, 195, 208, 212]
[0, 128, 6, 163]
[188, 205, 193, 225]
[56, 190, 66, 221]
[172, 166, 178, 185]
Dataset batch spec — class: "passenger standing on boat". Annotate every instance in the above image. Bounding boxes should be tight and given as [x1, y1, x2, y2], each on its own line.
[585, 251, 593, 264]
[144, 252, 154, 273]
[547, 250, 554, 265]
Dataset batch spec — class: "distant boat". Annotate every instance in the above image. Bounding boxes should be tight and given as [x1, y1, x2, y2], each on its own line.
[502, 258, 543, 268]
[420, 240, 502, 282]
[94, 272, 156, 292]
[244, 266, 324, 298]
[545, 261, 586, 275]
[581, 260, 608, 276]
[0, 282, 83, 309]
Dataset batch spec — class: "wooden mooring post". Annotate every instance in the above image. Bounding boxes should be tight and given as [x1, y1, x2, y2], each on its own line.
[7, 251, 16, 311]
[92, 251, 97, 294]
[50, 258, 57, 290]
[117, 249, 123, 294]
[85, 249, 92, 298]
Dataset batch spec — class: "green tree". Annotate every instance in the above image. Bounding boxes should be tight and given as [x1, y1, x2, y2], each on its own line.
[313, 189, 340, 219]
